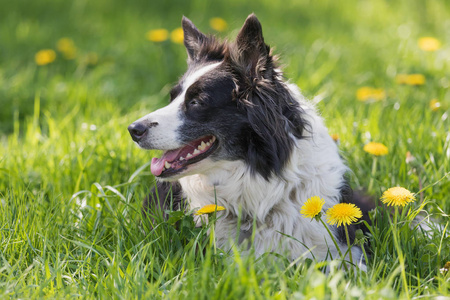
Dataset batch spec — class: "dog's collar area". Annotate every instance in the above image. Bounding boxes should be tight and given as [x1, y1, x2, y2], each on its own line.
[151, 135, 217, 177]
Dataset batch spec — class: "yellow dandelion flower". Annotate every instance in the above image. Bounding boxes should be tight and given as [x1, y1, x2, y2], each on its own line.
[406, 74, 426, 85]
[395, 74, 426, 85]
[356, 87, 385, 101]
[370, 88, 385, 101]
[300, 196, 325, 219]
[57, 38, 74, 51]
[356, 87, 372, 101]
[62, 48, 77, 59]
[195, 204, 226, 215]
[35, 49, 56, 65]
[330, 134, 339, 142]
[363, 142, 388, 156]
[418, 37, 441, 52]
[326, 203, 362, 227]
[429, 99, 441, 111]
[170, 27, 184, 44]
[146, 29, 169, 42]
[56, 38, 77, 59]
[210, 17, 228, 32]
[381, 187, 415, 207]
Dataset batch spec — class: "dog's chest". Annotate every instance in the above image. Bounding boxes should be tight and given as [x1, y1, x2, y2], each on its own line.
[177, 164, 298, 224]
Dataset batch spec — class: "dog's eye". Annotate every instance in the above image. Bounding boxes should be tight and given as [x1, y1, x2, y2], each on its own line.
[188, 99, 202, 107]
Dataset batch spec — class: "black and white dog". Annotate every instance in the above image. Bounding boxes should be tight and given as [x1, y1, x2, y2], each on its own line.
[129, 14, 370, 265]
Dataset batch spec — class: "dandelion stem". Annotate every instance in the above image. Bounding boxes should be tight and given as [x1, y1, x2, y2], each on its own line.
[361, 243, 369, 268]
[368, 156, 378, 191]
[394, 206, 398, 225]
[319, 218, 348, 271]
[344, 225, 354, 266]
[209, 214, 217, 256]
[391, 207, 410, 299]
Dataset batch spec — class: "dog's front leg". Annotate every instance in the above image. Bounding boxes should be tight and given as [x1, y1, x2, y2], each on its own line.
[142, 181, 185, 221]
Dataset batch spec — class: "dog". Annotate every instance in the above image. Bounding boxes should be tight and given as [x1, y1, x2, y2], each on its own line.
[128, 14, 371, 266]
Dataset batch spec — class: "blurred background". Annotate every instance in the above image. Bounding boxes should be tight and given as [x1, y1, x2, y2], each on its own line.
[1, 0, 448, 133]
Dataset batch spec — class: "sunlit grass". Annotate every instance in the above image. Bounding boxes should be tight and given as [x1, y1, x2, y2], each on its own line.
[0, 0, 449, 298]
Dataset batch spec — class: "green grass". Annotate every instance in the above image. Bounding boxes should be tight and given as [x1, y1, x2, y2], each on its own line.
[1, 0, 449, 298]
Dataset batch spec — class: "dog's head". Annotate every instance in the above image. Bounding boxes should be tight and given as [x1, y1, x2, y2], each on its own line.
[129, 14, 307, 180]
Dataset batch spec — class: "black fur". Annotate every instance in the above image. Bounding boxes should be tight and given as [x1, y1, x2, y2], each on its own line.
[143, 181, 184, 220]
[227, 15, 309, 179]
[182, 16, 227, 63]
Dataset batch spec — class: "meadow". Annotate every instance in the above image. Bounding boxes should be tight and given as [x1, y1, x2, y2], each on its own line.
[0, 0, 449, 298]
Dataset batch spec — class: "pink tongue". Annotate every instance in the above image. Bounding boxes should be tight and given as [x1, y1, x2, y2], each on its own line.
[150, 158, 165, 176]
[150, 148, 184, 176]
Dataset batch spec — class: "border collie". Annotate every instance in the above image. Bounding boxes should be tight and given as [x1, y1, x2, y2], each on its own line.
[128, 14, 370, 266]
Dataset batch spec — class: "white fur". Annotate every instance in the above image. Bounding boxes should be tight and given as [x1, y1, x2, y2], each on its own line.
[177, 83, 364, 265]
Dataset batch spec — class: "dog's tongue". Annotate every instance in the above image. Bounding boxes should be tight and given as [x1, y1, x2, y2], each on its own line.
[150, 148, 183, 176]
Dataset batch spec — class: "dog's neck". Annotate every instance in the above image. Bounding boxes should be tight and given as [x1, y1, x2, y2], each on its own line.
[179, 160, 252, 216]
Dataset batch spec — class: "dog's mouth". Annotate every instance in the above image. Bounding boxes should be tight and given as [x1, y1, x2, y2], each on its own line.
[150, 135, 218, 177]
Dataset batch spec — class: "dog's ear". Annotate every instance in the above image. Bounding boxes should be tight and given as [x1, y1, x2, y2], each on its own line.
[182, 16, 207, 61]
[230, 14, 272, 79]
[229, 15, 308, 179]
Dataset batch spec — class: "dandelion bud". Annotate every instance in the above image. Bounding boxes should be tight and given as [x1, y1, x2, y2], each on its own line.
[354, 229, 367, 245]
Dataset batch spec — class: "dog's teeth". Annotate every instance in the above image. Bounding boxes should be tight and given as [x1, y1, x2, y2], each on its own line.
[211, 136, 216, 143]
[186, 153, 193, 158]
[164, 161, 171, 169]
[179, 156, 184, 161]
[199, 141, 206, 151]
[206, 142, 211, 147]
[193, 149, 200, 155]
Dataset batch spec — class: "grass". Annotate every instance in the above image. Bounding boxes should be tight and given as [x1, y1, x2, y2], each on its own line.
[0, 0, 449, 298]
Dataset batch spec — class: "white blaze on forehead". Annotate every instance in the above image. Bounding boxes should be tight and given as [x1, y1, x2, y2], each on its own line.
[135, 62, 222, 150]
[181, 62, 223, 92]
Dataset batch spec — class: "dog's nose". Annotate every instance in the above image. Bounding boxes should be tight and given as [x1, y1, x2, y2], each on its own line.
[128, 122, 148, 142]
